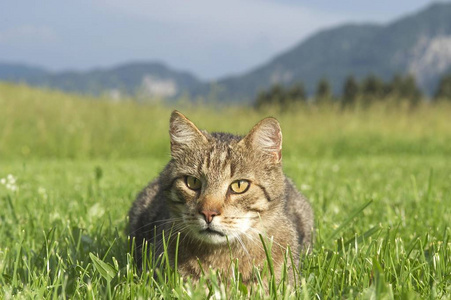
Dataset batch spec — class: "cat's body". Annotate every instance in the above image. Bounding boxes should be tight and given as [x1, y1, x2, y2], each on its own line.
[129, 111, 313, 284]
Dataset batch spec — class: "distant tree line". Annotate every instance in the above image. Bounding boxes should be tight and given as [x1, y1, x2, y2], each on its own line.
[255, 73, 451, 109]
[435, 74, 451, 99]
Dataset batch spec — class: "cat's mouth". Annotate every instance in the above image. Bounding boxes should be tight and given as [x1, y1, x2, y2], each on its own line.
[200, 228, 225, 236]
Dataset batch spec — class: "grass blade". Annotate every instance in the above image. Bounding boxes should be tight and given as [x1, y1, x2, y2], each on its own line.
[326, 199, 373, 242]
[89, 253, 117, 282]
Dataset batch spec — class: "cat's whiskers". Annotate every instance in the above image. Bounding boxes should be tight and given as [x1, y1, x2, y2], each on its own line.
[140, 219, 189, 244]
[149, 217, 185, 224]
[221, 223, 264, 252]
[152, 223, 192, 256]
[247, 227, 302, 261]
[232, 232, 251, 258]
[179, 228, 193, 246]
[128, 217, 185, 237]
[133, 220, 186, 238]
[239, 230, 266, 253]
[144, 213, 276, 258]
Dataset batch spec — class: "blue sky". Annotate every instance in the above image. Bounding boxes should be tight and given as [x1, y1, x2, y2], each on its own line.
[0, 0, 445, 80]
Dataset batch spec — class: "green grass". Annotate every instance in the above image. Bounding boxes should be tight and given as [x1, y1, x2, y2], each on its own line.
[1, 83, 451, 298]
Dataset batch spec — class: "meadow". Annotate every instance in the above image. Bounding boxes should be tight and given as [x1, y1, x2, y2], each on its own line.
[0, 83, 450, 298]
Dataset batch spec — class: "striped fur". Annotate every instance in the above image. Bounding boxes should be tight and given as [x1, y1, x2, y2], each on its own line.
[129, 111, 314, 284]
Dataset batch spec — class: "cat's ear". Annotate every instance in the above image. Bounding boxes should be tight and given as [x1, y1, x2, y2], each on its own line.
[240, 117, 282, 162]
[169, 110, 208, 156]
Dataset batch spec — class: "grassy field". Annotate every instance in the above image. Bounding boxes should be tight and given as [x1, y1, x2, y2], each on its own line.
[1, 83, 450, 298]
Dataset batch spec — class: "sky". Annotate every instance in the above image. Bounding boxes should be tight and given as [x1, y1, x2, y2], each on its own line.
[0, 0, 446, 80]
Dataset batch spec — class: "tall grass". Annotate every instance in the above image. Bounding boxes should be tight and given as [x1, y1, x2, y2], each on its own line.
[1, 83, 451, 160]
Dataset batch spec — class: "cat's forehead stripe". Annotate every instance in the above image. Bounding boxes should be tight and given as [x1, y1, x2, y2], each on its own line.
[219, 150, 227, 163]
[219, 145, 231, 173]
[200, 143, 232, 179]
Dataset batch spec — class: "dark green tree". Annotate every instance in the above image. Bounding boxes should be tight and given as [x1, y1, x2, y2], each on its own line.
[268, 84, 286, 106]
[385, 74, 422, 104]
[342, 75, 359, 107]
[361, 74, 385, 98]
[435, 74, 451, 100]
[254, 90, 270, 109]
[401, 75, 422, 105]
[287, 82, 306, 103]
[385, 74, 404, 96]
[315, 78, 332, 102]
[255, 84, 288, 109]
[254, 82, 307, 110]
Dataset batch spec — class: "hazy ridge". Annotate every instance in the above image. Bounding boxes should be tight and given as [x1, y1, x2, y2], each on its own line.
[1, 2, 451, 102]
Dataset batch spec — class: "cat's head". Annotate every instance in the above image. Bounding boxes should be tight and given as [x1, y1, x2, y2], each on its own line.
[164, 111, 286, 245]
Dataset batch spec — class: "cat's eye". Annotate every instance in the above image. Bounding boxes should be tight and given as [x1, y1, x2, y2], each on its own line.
[230, 180, 250, 194]
[185, 176, 202, 190]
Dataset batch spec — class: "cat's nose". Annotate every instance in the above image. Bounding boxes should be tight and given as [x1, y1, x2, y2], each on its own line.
[199, 210, 220, 224]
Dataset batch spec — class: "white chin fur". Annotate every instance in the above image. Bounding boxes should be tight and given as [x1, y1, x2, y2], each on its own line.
[195, 232, 232, 244]
[189, 225, 236, 244]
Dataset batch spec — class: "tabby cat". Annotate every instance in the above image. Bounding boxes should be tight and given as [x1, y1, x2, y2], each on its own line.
[129, 111, 314, 284]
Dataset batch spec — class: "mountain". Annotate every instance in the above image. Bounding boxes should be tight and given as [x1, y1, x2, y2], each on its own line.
[194, 2, 451, 102]
[0, 62, 201, 99]
[0, 63, 49, 81]
[2, 2, 451, 102]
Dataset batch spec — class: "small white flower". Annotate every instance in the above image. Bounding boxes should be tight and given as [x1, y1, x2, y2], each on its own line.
[2, 174, 19, 192]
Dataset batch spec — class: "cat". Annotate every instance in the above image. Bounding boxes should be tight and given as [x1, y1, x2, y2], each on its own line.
[128, 110, 314, 285]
